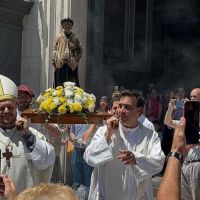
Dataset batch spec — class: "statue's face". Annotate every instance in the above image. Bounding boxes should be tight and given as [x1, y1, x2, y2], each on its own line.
[62, 21, 73, 33]
[0, 100, 17, 129]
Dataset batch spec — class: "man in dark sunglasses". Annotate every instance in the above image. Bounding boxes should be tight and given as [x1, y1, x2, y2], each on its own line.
[84, 90, 165, 200]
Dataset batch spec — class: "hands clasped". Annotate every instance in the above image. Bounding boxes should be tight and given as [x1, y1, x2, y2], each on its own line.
[117, 150, 137, 165]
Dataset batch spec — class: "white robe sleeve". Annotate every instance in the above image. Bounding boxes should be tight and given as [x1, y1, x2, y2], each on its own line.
[84, 126, 113, 167]
[131, 131, 165, 180]
[25, 127, 55, 170]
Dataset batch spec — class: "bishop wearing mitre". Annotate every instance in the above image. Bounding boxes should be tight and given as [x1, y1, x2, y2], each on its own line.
[0, 74, 55, 196]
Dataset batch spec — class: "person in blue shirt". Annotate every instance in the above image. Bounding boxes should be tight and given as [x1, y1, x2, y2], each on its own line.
[69, 124, 96, 199]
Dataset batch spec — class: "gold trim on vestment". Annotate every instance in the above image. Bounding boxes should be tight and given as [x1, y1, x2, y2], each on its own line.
[0, 95, 16, 101]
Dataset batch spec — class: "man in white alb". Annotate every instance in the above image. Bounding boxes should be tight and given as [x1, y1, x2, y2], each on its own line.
[84, 90, 165, 200]
[0, 74, 55, 196]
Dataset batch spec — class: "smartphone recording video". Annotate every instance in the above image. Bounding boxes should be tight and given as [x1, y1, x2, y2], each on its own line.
[184, 101, 200, 144]
[175, 99, 184, 120]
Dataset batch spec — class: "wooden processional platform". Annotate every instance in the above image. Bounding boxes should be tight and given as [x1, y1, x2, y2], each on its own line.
[21, 109, 111, 124]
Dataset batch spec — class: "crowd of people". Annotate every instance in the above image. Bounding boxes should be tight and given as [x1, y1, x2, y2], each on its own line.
[0, 71, 199, 200]
[0, 17, 199, 200]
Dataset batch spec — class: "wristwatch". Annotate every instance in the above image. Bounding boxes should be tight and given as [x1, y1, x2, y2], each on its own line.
[167, 151, 184, 164]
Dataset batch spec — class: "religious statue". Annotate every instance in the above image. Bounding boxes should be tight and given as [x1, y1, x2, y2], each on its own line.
[52, 17, 83, 87]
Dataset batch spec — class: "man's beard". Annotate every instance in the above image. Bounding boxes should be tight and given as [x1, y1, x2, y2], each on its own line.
[0, 116, 16, 129]
[18, 102, 30, 112]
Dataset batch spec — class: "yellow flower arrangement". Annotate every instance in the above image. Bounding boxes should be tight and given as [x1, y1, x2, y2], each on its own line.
[36, 82, 96, 115]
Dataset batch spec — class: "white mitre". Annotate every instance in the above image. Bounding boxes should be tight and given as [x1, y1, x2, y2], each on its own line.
[0, 74, 18, 101]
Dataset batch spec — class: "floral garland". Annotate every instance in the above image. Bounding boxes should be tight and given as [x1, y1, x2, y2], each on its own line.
[36, 82, 96, 115]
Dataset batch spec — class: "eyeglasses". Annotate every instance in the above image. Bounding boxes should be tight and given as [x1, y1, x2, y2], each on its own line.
[118, 103, 136, 111]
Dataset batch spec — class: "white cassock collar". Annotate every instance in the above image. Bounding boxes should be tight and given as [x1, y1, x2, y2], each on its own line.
[119, 122, 139, 135]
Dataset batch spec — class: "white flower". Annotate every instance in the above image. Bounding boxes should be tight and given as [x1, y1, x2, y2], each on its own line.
[36, 94, 43, 103]
[64, 89, 74, 97]
[82, 92, 90, 98]
[90, 93, 96, 101]
[67, 99, 74, 105]
[52, 91, 57, 97]
[63, 82, 76, 89]
[74, 86, 80, 90]
[88, 104, 95, 113]
[53, 97, 60, 106]
[81, 96, 87, 103]
[74, 94, 82, 102]
[45, 88, 52, 92]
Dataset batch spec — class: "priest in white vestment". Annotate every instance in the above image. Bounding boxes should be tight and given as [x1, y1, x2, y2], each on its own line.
[0, 74, 55, 197]
[84, 90, 165, 200]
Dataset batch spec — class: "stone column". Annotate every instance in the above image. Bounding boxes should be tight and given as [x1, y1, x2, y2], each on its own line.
[71, 0, 88, 89]
[0, 0, 33, 85]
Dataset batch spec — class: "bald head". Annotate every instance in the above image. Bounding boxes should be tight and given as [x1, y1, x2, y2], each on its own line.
[190, 88, 200, 101]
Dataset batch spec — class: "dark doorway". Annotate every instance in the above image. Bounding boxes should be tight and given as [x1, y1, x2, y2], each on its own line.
[163, 23, 200, 89]
[152, 2, 200, 91]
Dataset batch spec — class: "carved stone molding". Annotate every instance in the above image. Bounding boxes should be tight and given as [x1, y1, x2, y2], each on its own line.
[0, 0, 33, 29]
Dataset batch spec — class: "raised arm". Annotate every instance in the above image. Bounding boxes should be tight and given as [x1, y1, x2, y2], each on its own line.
[164, 99, 178, 129]
[84, 116, 119, 167]
[157, 117, 186, 200]
[82, 124, 96, 143]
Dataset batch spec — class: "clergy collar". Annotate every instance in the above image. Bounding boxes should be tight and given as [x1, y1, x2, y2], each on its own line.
[119, 123, 139, 134]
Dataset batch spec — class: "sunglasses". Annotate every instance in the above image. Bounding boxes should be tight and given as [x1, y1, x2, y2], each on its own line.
[118, 104, 136, 111]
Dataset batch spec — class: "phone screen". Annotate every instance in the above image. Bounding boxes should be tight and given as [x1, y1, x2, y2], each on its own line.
[184, 101, 200, 144]
[174, 99, 184, 120]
